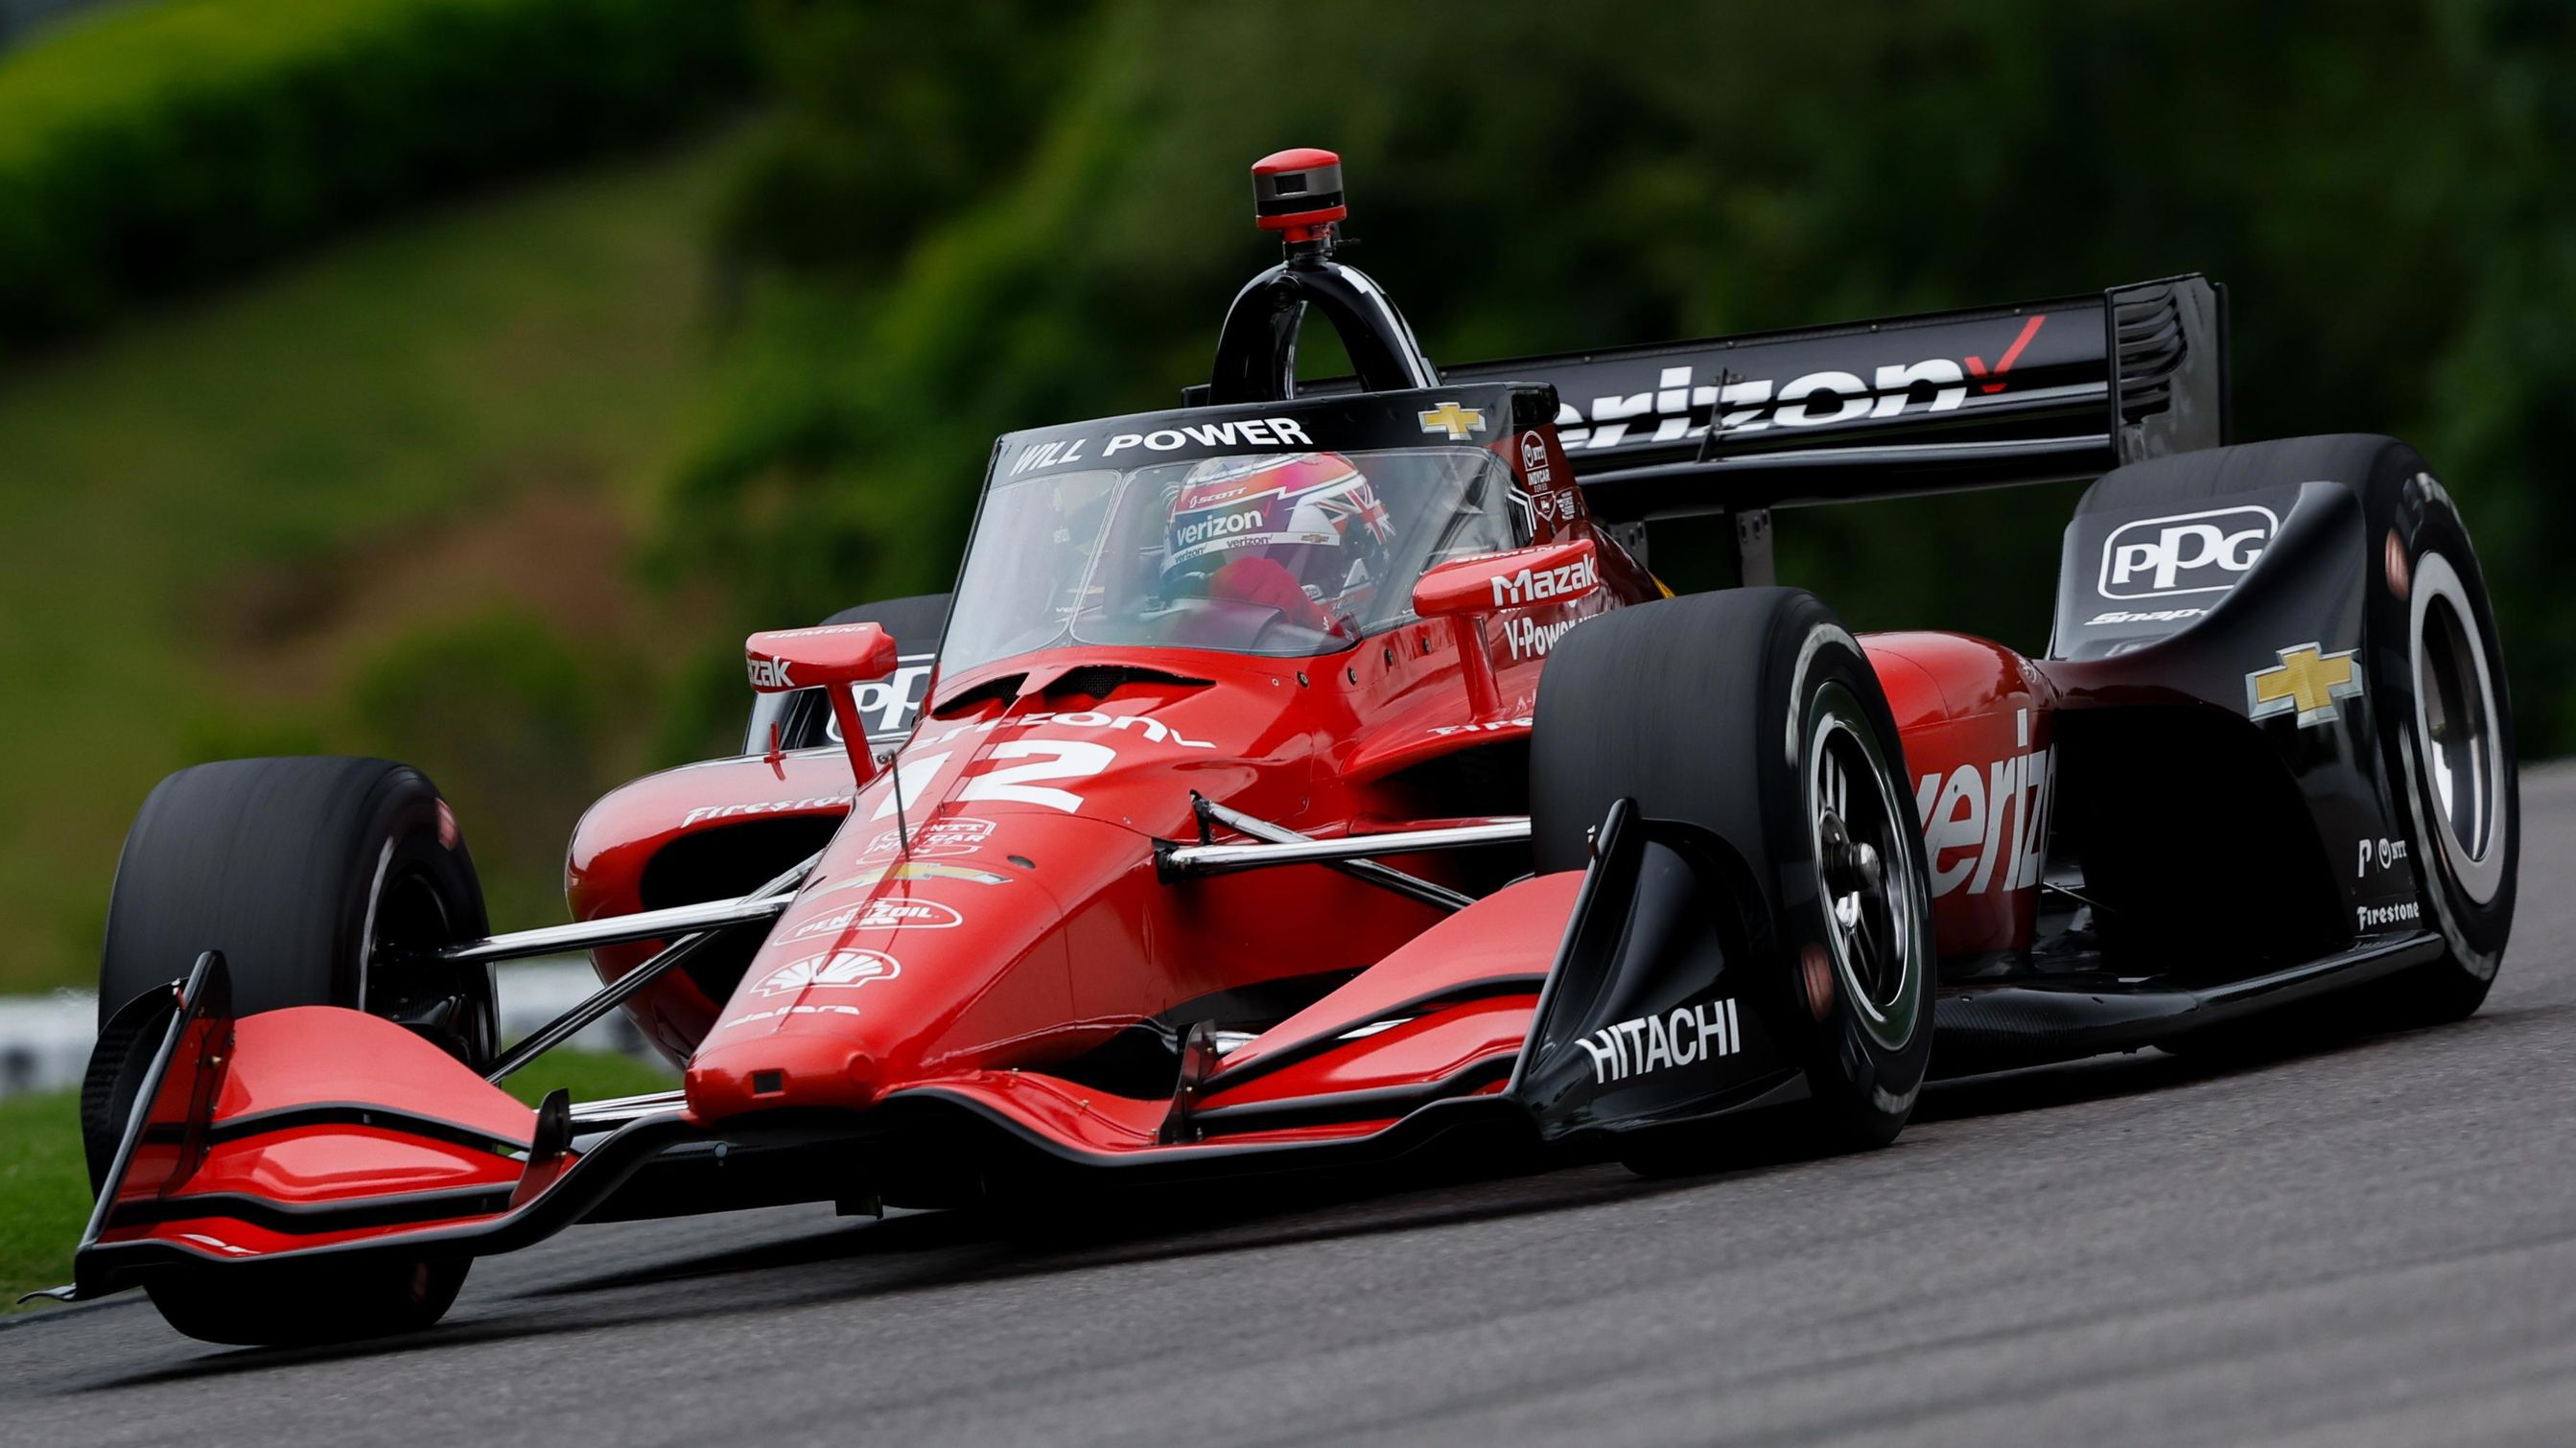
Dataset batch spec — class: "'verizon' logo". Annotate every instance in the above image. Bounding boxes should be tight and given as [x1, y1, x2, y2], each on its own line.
[1172, 501, 1273, 549]
[1555, 315, 2049, 449]
[1914, 710, 2053, 899]
[1489, 553, 1599, 610]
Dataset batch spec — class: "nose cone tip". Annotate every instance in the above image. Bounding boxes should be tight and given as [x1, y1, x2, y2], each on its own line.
[687, 1036, 882, 1120]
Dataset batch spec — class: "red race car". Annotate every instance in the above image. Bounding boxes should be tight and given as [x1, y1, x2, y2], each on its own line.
[52, 150, 2517, 1344]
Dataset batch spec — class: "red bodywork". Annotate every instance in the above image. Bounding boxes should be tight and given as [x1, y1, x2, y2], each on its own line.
[88, 420, 2060, 1270]
[559, 428, 2054, 1146]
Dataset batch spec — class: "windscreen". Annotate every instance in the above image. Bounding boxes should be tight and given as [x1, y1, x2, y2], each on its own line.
[943, 448, 1521, 677]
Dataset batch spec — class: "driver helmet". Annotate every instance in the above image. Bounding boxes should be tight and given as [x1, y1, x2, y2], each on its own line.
[1160, 453, 1394, 612]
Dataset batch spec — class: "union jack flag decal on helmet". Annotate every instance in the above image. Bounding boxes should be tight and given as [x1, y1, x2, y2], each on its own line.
[1315, 477, 1394, 545]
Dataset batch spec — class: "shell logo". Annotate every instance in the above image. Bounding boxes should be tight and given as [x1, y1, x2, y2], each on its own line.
[751, 950, 901, 997]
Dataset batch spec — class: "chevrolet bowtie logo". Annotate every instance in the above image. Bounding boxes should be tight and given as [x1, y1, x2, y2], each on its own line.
[2246, 642, 2364, 728]
[1417, 402, 1485, 440]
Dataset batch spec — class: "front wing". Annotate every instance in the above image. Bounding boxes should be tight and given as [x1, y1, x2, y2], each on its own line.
[58, 812, 1802, 1300]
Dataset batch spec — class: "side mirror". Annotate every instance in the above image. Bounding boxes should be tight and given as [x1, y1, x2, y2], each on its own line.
[745, 623, 898, 783]
[1409, 539, 1599, 719]
[1411, 539, 1601, 619]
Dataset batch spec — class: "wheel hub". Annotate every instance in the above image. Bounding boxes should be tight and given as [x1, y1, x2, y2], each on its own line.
[2409, 550, 2508, 906]
[1805, 686, 1922, 1050]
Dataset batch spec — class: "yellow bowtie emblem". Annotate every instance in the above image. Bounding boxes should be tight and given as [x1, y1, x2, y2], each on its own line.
[2245, 642, 2363, 728]
[1417, 402, 1486, 440]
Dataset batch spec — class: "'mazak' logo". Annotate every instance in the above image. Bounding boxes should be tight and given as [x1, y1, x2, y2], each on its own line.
[1490, 552, 1599, 610]
[1553, 315, 2048, 450]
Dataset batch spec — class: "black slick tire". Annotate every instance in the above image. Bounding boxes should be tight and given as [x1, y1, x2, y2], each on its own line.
[1530, 588, 1936, 1174]
[2080, 435, 2516, 1038]
[84, 757, 490, 1345]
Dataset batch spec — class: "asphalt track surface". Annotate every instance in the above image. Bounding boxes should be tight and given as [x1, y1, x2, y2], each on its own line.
[8, 762, 2575, 1447]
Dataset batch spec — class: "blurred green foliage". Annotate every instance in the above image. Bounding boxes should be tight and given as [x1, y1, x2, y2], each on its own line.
[0, 0, 751, 355]
[660, 0, 2576, 756]
[1, 0, 2568, 992]
[0, 128, 741, 993]
[0, 1087, 88, 1311]
[349, 610, 642, 931]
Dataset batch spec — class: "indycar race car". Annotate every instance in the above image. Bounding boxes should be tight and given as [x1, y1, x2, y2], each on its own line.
[49, 149, 2517, 1344]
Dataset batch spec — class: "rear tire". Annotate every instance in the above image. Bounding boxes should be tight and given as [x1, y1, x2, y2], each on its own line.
[2372, 466, 2516, 1020]
[1529, 589, 1936, 1175]
[86, 757, 489, 1345]
[2078, 436, 2516, 1036]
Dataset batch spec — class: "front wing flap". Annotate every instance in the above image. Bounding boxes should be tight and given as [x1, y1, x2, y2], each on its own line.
[62, 954, 701, 1299]
[1510, 801, 1806, 1141]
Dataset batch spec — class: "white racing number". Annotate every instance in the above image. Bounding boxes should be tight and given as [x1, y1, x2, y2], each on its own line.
[870, 740, 1116, 819]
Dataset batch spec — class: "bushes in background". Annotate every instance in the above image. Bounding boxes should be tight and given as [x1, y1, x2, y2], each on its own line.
[0, 0, 751, 354]
[660, 0, 2576, 759]
[348, 608, 634, 929]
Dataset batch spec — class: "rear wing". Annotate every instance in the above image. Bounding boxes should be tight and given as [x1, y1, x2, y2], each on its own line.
[1245, 275, 2228, 524]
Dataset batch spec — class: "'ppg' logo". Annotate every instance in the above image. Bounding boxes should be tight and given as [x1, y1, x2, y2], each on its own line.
[2096, 505, 2277, 599]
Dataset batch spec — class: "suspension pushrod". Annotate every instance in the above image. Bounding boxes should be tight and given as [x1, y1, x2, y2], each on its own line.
[481, 851, 820, 1084]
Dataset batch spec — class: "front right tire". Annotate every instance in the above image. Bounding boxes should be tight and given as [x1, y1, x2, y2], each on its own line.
[1530, 588, 1936, 1174]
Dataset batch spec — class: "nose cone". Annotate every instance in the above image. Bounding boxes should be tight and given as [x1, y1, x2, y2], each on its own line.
[685, 943, 910, 1120]
[677, 678, 1281, 1124]
[689, 1031, 881, 1118]
[681, 814, 1121, 1125]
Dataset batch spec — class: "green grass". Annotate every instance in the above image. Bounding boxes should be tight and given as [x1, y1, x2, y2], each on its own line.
[0, 128, 747, 993]
[0, 1047, 674, 1313]
[0, 1088, 90, 1313]
[500, 1046, 677, 1109]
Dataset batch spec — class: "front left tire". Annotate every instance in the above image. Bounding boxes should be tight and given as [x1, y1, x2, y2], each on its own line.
[85, 757, 490, 1345]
